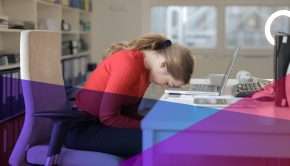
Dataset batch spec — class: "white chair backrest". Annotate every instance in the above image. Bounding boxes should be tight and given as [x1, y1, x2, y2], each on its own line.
[10, 31, 67, 166]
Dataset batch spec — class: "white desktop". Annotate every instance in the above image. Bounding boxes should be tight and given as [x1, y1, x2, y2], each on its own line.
[142, 77, 289, 166]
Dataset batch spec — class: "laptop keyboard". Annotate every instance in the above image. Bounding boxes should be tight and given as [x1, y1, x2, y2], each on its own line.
[191, 84, 220, 92]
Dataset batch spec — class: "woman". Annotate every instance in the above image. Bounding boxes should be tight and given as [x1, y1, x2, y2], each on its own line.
[65, 33, 194, 158]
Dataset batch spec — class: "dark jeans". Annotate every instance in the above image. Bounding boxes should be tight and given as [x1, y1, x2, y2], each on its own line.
[64, 118, 142, 158]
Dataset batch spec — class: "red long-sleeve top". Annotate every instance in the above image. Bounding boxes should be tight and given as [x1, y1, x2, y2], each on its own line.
[75, 49, 150, 128]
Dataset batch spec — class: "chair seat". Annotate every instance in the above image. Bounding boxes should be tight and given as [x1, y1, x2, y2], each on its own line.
[27, 145, 122, 166]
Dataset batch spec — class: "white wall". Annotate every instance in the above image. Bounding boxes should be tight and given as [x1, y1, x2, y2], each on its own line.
[91, 0, 143, 62]
[90, 0, 290, 98]
[91, 0, 278, 79]
[141, 0, 283, 79]
[91, 0, 164, 99]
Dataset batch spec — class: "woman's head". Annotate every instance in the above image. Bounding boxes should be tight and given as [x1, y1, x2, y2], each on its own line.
[107, 33, 194, 87]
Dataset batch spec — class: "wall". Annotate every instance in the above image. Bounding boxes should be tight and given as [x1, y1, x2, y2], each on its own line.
[141, 0, 281, 79]
[194, 55, 273, 78]
[91, 0, 284, 98]
[91, 0, 143, 62]
[91, 0, 164, 99]
[92, 0, 277, 78]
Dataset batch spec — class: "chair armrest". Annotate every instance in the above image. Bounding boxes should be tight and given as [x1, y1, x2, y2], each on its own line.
[33, 109, 93, 121]
[33, 109, 95, 161]
[69, 96, 76, 101]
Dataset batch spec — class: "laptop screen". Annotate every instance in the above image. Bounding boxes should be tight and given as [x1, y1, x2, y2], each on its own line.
[218, 47, 240, 95]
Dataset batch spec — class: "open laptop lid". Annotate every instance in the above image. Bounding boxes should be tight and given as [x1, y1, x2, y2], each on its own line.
[218, 47, 240, 95]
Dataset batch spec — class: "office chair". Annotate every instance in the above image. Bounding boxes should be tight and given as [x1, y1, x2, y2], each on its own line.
[9, 31, 122, 166]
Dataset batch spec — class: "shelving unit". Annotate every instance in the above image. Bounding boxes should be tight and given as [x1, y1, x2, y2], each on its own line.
[0, 1, 93, 164]
[38, 0, 61, 8]
[62, 31, 79, 34]
[61, 53, 88, 60]
[0, 0, 93, 70]
[0, 63, 19, 70]
[0, 29, 22, 33]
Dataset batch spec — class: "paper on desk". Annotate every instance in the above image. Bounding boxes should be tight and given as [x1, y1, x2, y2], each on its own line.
[192, 96, 258, 109]
[164, 89, 219, 96]
[162, 93, 194, 105]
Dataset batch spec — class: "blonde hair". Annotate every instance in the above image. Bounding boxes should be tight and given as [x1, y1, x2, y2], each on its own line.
[106, 33, 194, 84]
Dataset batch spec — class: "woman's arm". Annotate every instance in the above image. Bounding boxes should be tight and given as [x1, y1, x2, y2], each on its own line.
[98, 60, 142, 128]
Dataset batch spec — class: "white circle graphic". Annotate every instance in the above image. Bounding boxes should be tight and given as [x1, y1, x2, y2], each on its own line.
[265, 10, 290, 45]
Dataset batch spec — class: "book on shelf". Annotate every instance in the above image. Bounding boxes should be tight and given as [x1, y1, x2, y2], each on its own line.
[0, 55, 8, 66]
[43, 0, 60, 4]
[84, 0, 91, 11]
[62, 57, 88, 86]
[81, 57, 88, 82]
[5, 74, 11, 114]
[0, 16, 8, 29]
[1, 73, 11, 117]
[63, 60, 72, 85]
[0, 75, 4, 117]
[12, 73, 19, 113]
[60, 0, 92, 11]
[61, 0, 70, 6]
[70, 0, 81, 8]
[72, 58, 80, 85]
[0, 25, 8, 29]
[0, 70, 23, 119]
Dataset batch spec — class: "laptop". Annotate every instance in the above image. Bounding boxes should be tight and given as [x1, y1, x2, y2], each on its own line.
[191, 47, 240, 95]
[165, 48, 240, 96]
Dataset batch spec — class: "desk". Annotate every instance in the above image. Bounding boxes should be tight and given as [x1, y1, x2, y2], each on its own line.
[141, 79, 290, 166]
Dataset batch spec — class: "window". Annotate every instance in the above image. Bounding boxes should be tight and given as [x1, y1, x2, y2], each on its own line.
[151, 4, 290, 51]
[151, 6, 217, 48]
[226, 6, 290, 48]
